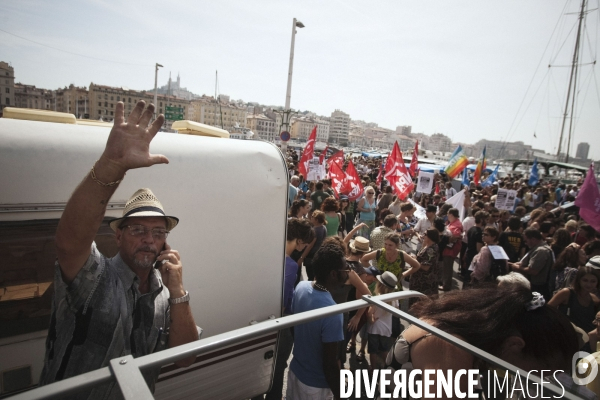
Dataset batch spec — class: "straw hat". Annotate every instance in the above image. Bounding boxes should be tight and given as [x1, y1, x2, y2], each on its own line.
[349, 236, 372, 253]
[109, 188, 179, 231]
[376, 271, 398, 289]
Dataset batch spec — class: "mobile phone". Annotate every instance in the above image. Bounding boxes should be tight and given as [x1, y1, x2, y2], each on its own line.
[154, 243, 167, 269]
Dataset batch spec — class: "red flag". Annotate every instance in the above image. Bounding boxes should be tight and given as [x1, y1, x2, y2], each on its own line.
[384, 142, 414, 200]
[298, 126, 317, 178]
[319, 145, 329, 164]
[327, 150, 344, 169]
[329, 160, 350, 197]
[384, 145, 399, 180]
[575, 163, 600, 232]
[409, 141, 419, 177]
[344, 160, 364, 201]
[435, 182, 440, 194]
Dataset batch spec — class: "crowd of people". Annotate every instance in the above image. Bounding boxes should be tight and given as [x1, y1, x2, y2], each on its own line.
[39, 101, 598, 400]
[275, 150, 600, 399]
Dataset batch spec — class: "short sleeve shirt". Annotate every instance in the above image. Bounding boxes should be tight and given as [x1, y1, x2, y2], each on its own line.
[310, 190, 330, 212]
[288, 184, 298, 208]
[370, 226, 393, 251]
[40, 243, 173, 398]
[283, 256, 298, 314]
[521, 243, 554, 286]
[290, 281, 343, 388]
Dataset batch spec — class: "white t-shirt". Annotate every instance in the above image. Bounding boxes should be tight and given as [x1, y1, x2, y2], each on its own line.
[414, 218, 432, 234]
[368, 299, 399, 336]
[462, 216, 476, 243]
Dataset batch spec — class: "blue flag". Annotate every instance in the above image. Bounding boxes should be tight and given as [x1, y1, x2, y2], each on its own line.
[462, 167, 470, 187]
[529, 158, 539, 186]
[481, 165, 499, 188]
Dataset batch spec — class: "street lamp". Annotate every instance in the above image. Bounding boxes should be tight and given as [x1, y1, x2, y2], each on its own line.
[154, 63, 163, 120]
[280, 18, 304, 153]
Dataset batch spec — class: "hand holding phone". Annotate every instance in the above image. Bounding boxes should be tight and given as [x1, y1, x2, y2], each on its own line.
[156, 242, 186, 299]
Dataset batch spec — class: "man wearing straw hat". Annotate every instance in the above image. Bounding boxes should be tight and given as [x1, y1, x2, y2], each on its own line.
[40, 101, 199, 397]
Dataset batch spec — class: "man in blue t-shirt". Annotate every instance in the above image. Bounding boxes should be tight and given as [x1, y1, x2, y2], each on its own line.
[287, 242, 348, 399]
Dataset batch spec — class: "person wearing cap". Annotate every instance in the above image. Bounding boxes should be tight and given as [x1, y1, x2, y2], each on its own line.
[587, 256, 600, 270]
[40, 101, 199, 397]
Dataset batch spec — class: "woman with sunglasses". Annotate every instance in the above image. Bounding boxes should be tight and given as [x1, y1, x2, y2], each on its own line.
[360, 233, 421, 283]
[470, 227, 507, 285]
[356, 187, 377, 239]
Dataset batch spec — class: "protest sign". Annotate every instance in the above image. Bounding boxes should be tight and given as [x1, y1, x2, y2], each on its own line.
[416, 171, 434, 194]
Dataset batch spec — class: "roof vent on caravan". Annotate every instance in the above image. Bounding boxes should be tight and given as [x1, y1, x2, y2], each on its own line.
[172, 120, 230, 138]
[2, 107, 77, 124]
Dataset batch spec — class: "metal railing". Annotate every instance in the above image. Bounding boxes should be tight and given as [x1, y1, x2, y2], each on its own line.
[6, 290, 578, 400]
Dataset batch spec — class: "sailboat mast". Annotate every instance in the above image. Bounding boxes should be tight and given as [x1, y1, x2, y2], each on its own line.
[556, 0, 586, 162]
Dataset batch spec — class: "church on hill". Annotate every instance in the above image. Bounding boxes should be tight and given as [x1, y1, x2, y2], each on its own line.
[153, 72, 199, 101]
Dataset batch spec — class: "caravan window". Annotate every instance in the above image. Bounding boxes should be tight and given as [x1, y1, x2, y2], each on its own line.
[0, 219, 117, 339]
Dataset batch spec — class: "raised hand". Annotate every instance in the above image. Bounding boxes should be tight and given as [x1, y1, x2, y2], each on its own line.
[102, 101, 168, 173]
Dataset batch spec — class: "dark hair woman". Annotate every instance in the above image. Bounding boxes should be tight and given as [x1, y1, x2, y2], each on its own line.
[549, 266, 600, 346]
[551, 228, 573, 260]
[321, 197, 341, 237]
[387, 286, 580, 396]
[298, 210, 327, 281]
[337, 196, 349, 237]
[409, 228, 440, 306]
[289, 199, 311, 219]
[550, 245, 588, 294]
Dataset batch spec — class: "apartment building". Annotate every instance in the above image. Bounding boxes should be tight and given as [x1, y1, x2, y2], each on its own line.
[88, 83, 189, 128]
[0, 62, 15, 114]
[428, 133, 453, 153]
[246, 113, 278, 142]
[14, 84, 53, 110]
[329, 109, 350, 145]
[55, 84, 90, 118]
[189, 95, 247, 132]
[290, 116, 329, 142]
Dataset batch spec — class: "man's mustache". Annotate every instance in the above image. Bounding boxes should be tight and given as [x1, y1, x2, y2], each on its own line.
[135, 246, 158, 257]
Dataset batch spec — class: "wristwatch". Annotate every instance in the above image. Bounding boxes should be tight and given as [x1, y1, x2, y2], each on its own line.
[169, 290, 190, 305]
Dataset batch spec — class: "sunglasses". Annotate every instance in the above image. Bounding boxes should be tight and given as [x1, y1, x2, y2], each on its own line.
[123, 225, 169, 240]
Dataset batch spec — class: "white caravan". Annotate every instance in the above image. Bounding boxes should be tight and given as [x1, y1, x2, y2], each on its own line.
[0, 108, 288, 399]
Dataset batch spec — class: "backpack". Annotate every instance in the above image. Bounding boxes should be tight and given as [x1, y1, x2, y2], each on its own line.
[489, 257, 507, 281]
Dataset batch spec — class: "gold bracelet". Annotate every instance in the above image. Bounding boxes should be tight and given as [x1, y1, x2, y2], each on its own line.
[90, 164, 124, 187]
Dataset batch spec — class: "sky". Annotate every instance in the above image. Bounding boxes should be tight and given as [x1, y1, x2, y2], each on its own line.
[2, 0, 600, 160]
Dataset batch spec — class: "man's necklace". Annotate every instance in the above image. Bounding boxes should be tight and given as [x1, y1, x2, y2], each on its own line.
[314, 282, 329, 292]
